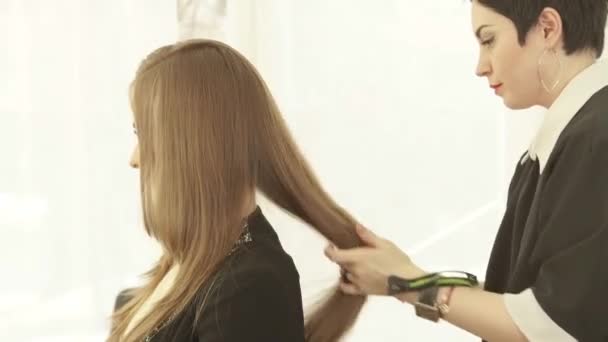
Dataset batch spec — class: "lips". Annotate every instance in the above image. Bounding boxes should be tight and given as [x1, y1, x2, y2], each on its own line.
[490, 83, 503, 90]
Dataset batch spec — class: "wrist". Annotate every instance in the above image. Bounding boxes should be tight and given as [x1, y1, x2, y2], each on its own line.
[392, 267, 428, 303]
[401, 266, 427, 279]
[395, 291, 418, 304]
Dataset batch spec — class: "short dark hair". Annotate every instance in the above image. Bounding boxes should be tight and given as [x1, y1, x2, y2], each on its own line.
[475, 0, 607, 57]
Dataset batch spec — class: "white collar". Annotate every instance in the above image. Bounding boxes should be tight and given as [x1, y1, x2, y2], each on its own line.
[527, 59, 608, 173]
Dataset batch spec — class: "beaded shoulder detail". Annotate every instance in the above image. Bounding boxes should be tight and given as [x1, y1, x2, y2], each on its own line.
[229, 223, 253, 255]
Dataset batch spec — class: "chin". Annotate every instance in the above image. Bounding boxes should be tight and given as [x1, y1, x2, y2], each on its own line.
[502, 95, 534, 110]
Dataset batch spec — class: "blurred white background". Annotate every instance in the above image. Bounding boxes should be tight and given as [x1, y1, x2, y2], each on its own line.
[3, 0, 581, 340]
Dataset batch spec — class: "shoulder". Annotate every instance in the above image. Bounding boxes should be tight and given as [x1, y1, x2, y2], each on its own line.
[563, 85, 608, 151]
[218, 239, 301, 294]
[193, 233, 305, 340]
[195, 221, 303, 314]
[199, 212, 302, 303]
[544, 86, 608, 178]
[587, 86, 608, 150]
[225, 207, 301, 286]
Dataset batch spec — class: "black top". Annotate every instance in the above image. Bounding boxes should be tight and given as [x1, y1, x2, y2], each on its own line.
[114, 207, 306, 342]
[484, 85, 608, 341]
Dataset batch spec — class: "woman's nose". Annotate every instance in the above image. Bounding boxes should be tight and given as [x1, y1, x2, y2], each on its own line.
[130, 145, 140, 169]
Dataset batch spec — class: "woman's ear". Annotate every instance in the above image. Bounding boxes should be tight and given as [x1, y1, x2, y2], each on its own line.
[537, 7, 563, 48]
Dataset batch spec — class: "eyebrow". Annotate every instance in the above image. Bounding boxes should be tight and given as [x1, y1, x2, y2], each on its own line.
[475, 25, 492, 39]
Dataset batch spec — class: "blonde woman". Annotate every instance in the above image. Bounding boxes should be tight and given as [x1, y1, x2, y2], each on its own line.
[109, 40, 365, 342]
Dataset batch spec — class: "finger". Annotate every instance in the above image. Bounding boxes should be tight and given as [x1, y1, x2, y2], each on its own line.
[340, 267, 350, 283]
[340, 267, 357, 283]
[355, 224, 383, 247]
[324, 245, 366, 264]
[339, 281, 364, 296]
[324, 244, 339, 261]
[345, 271, 357, 284]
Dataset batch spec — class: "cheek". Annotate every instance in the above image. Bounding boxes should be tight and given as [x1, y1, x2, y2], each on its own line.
[495, 47, 539, 107]
[494, 46, 521, 81]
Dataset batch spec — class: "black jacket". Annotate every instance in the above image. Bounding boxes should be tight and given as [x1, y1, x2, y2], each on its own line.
[485, 86, 608, 341]
[114, 207, 306, 342]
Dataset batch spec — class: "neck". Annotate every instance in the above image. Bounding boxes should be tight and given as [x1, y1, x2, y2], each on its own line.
[240, 190, 257, 219]
[538, 52, 596, 108]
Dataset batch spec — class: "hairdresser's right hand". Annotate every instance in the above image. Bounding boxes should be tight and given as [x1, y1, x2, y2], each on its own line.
[325, 225, 426, 297]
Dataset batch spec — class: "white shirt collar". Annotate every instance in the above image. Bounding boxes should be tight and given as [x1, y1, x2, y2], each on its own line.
[527, 59, 608, 173]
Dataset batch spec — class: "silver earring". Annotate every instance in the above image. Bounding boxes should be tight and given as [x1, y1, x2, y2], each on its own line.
[537, 49, 562, 93]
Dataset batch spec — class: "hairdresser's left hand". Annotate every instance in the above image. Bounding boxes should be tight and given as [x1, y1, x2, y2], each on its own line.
[324, 225, 426, 297]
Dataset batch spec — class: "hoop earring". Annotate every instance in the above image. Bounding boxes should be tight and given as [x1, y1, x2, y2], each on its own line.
[537, 49, 562, 93]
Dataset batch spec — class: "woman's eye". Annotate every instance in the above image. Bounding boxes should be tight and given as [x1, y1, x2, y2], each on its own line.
[482, 38, 495, 47]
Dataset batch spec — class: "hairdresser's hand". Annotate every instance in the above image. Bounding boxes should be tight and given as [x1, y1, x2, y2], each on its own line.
[324, 225, 426, 297]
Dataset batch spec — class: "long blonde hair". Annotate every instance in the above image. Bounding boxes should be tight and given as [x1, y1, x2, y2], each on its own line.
[109, 39, 366, 342]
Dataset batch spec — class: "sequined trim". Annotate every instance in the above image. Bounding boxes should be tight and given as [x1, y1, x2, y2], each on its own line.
[229, 223, 252, 255]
